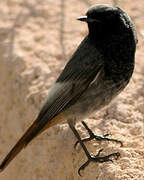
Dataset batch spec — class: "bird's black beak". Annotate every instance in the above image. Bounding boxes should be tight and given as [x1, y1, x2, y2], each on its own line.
[77, 16, 88, 22]
[77, 16, 100, 23]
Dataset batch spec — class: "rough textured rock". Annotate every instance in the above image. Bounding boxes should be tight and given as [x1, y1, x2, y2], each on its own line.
[0, 0, 143, 180]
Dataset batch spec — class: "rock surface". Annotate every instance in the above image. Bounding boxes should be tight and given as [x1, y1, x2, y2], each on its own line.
[0, 0, 144, 180]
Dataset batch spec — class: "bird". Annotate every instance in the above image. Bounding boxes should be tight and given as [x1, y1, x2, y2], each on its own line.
[0, 4, 137, 176]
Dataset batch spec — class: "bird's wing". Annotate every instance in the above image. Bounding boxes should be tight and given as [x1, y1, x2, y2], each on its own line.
[0, 36, 104, 171]
[37, 36, 104, 124]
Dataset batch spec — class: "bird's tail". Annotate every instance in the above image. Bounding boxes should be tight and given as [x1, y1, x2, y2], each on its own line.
[0, 113, 64, 172]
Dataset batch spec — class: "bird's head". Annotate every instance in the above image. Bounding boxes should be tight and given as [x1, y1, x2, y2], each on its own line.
[77, 4, 135, 40]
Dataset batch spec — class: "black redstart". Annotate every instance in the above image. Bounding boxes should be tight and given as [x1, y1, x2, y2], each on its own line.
[0, 4, 137, 176]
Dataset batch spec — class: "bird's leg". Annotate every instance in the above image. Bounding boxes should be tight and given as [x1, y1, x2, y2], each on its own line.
[67, 119, 120, 176]
[74, 121, 123, 148]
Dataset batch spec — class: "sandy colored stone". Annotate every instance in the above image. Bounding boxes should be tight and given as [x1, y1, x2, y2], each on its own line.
[0, 0, 144, 180]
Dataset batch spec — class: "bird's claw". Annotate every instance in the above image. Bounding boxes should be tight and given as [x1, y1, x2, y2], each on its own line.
[74, 121, 123, 149]
[78, 149, 120, 176]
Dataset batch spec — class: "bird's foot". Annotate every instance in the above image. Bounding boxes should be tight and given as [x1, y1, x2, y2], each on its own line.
[74, 121, 123, 148]
[78, 148, 120, 176]
[68, 120, 121, 176]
